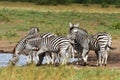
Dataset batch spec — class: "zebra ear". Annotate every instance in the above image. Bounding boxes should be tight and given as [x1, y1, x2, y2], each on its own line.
[75, 23, 79, 27]
[69, 22, 73, 28]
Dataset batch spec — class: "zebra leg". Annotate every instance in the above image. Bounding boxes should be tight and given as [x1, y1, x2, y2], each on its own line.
[98, 51, 102, 66]
[71, 46, 75, 63]
[26, 52, 32, 64]
[45, 53, 52, 64]
[82, 48, 89, 66]
[95, 51, 99, 66]
[56, 53, 60, 64]
[59, 48, 68, 65]
[26, 51, 35, 64]
[76, 50, 82, 65]
[51, 52, 56, 64]
[36, 49, 46, 66]
[103, 50, 108, 66]
[101, 53, 105, 65]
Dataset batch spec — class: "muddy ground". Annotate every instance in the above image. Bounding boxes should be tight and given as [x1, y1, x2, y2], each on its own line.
[0, 40, 120, 68]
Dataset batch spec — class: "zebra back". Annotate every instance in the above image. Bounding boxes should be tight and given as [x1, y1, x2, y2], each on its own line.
[89, 32, 113, 51]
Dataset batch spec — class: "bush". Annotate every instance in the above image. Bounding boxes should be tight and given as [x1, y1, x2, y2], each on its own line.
[101, 3, 109, 8]
[0, 0, 119, 5]
[115, 5, 120, 8]
[115, 0, 120, 8]
[36, 0, 72, 5]
[109, 22, 120, 30]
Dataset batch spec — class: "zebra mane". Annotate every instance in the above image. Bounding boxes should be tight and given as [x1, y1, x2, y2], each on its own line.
[13, 33, 40, 53]
[13, 35, 28, 53]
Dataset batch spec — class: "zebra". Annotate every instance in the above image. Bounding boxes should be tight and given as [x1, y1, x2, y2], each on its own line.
[88, 32, 115, 66]
[67, 23, 89, 65]
[68, 23, 115, 66]
[10, 30, 58, 65]
[9, 27, 40, 65]
[25, 33, 75, 66]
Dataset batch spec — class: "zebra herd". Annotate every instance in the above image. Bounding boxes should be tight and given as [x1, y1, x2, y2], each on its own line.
[9, 23, 115, 66]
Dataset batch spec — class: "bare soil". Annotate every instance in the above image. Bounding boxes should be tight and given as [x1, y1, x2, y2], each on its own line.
[0, 39, 120, 68]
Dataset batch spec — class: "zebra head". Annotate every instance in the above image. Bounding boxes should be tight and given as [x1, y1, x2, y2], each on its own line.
[9, 39, 27, 65]
[9, 27, 40, 65]
[69, 22, 88, 35]
[28, 27, 39, 35]
[69, 22, 79, 33]
[67, 23, 80, 41]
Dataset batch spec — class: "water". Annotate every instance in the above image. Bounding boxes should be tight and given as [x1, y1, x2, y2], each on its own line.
[0, 53, 78, 67]
[0, 53, 28, 67]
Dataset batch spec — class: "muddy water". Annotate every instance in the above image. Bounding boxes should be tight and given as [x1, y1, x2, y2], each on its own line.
[0, 53, 78, 67]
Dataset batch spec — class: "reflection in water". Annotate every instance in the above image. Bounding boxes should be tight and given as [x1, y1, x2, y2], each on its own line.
[0, 53, 78, 67]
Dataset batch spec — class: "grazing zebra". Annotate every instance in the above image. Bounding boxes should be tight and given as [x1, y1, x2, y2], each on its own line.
[67, 23, 89, 65]
[88, 32, 115, 66]
[68, 23, 115, 66]
[25, 33, 75, 66]
[9, 27, 40, 65]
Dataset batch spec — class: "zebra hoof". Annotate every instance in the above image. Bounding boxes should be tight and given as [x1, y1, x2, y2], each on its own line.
[36, 63, 42, 66]
[83, 62, 89, 66]
[104, 64, 107, 66]
[8, 60, 16, 66]
[83, 62, 87, 66]
[98, 64, 102, 66]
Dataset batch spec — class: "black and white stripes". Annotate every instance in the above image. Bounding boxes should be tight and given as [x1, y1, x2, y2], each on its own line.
[10, 27, 74, 65]
[68, 23, 115, 66]
[10, 27, 39, 65]
[88, 32, 114, 66]
[10, 23, 115, 66]
[25, 34, 74, 65]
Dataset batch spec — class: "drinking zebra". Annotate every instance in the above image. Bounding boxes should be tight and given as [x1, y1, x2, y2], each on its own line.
[25, 33, 75, 66]
[9, 26, 57, 64]
[9, 27, 40, 65]
[68, 23, 115, 66]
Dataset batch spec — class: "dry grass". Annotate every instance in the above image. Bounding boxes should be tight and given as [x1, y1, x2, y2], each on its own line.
[0, 1, 120, 13]
[0, 65, 120, 80]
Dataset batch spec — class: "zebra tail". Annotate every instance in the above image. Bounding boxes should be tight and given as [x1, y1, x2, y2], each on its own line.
[107, 45, 116, 50]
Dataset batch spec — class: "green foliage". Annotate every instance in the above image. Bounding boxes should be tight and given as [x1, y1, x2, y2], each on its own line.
[115, 4, 120, 8]
[0, 0, 119, 5]
[115, 0, 120, 8]
[101, 3, 109, 8]
[36, 0, 72, 5]
[110, 22, 120, 30]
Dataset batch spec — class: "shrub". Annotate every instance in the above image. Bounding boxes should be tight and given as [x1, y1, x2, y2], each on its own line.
[115, 0, 120, 8]
[115, 4, 120, 8]
[101, 3, 109, 8]
[36, 0, 72, 5]
[109, 22, 120, 30]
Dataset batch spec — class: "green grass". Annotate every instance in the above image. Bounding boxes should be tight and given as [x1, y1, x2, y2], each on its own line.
[0, 8, 119, 41]
[0, 65, 120, 80]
